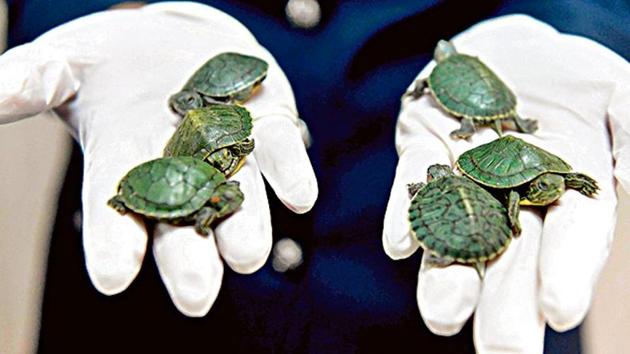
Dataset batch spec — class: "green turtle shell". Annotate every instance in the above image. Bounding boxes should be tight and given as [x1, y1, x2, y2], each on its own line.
[163, 105, 253, 159]
[408, 174, 512, 263]
[428, 54, 516, 121]
[116, 156, 225, 219]
[183, 52, 268, 98]
[457, 135, 573, 189]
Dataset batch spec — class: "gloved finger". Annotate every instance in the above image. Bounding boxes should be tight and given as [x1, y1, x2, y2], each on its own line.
[608, 81, 630, 193]
[383, 96, 452, 260]
[215, 156, 272, 274]
[143, 2, 258, 44]
[383, 146, 443, 260]
[0, 41, 81, 124]
[539, 176, 616, 331]
[246, 46, 300, 128]
[153, 224, 223, 317]
[474, 210, 545, 354]
[252, 115, 317, 214]
[82, 120, 175, 295]
[81, 144, 154, 294]
[417, 256, 480, 336]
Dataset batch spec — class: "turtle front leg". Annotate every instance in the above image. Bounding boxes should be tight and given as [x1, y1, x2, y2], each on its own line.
[232, 138, 255, 156]
[194, 207, 218, 236]
[565, 173, 599, 197]
[512, 114, 538, 134]
[107, 195, 128, 215]
[402, 79, 427, 100]
[507, 190, 522, 237]
[407, 182, 425, 198]
[450, 117, 475, 140]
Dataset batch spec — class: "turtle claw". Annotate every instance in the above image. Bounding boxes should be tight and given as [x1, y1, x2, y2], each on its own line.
[450, 118, 475, 140]
[107, 196, 128, 215]
[565, 173, 599, 197]
[402, 79, 427, 101]
[424, 254, 454, 268]
[513, 115, 538, 134]
[474, 262, 486, 279]
[195, 207, 217, 236]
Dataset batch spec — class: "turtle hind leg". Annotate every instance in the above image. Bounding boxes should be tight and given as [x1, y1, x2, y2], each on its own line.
[194, 207, 218, 236]
[512, 114, 538, 134]
[565, 173, 599, 197]
[507, 190, 522, 237]
[473, 262, 486, 279]
[107, 195, 128, 215]
[233, 85, 255, 103]
[449, 117, 475, 140]
[491, 119, 503, 137]
[402, 79, 427, 100]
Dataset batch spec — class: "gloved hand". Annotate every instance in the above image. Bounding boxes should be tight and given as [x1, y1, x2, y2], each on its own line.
[0, 2, 317, 317]
[383, 15, 629, 353]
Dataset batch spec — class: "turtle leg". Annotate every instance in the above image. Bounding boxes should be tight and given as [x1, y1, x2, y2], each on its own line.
[473, 262, 486, 279]
[449, 117, 475, 140]
[402, 79, 427, 100]
[407, 182, 426, 198]
[232, 138, 255, 156]
[491, 119, 503, 137]
[233, 86, 254, 103]
[194, 207, 218, 236]
[424, 253, 454, 268]
[507, 190, 522, 237]
[107, 195, 128, 215]
[512, 114, 538, 134]
[565, 173, 599, 197]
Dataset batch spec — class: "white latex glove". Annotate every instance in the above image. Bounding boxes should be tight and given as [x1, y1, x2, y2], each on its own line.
[0, 2, 317, 317]
[383, 14, 630, 354]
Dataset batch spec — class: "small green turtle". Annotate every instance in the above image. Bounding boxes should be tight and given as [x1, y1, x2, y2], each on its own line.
[169, 52, 269, 115]
[108, 156, 243, 236]
[163, 105, 254, 178]
[456, 135, 599, 235]
[408, 164, 513, 277]
[405, 40, 538, 140]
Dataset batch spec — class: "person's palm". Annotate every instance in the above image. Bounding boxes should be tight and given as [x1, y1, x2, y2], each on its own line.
[383, 15, 629, 353]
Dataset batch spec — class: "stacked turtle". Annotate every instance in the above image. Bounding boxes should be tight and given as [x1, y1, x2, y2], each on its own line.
[405, 41, 598, 277]
[108, 52, 269, 235]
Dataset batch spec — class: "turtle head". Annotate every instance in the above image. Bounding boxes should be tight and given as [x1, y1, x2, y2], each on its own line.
[523, 174, 565, 206]
[209, 181, 244, 218]
[169, 90, 204, 116]
[434, 40, 457, 62]
[427, 164, 453, 181]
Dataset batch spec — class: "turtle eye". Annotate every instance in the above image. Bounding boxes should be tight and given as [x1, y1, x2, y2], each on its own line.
[539, 182, 548, 191]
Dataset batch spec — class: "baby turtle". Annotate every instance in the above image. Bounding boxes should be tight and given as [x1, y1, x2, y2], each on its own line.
[169, 52, 268, 115]
[408, 164, 513, 277]
[456, 135, 599, 234]
[108, 156, 243, 236]
[405, 40, 538, 140]
[163, 105, 254, 178]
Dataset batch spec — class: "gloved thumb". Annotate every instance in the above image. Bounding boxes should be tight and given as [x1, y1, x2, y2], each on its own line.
[0, 41, 81, 124]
